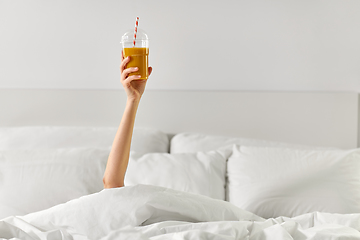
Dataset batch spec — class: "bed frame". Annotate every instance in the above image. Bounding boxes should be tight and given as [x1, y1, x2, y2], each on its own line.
[0, 89, 358, 149]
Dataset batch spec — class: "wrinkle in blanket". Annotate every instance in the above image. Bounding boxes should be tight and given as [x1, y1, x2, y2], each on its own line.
[1, 185, 360, 240]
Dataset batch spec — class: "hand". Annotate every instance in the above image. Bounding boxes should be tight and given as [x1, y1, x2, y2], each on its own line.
[120, 51, 153, 101]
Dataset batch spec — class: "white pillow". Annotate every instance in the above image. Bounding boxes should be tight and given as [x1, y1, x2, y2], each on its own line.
[0, 127, 169, 154]
[170, 132, 335, 154]
[0, 147, 110, 219]
[227, 145, 360, 218]
[124, 150, 228, 200]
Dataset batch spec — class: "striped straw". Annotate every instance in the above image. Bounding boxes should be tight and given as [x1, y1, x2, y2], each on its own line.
[133, 16, 139, 47]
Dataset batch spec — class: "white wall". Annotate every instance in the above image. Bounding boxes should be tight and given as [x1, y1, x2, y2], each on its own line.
[0, 0, 359, 91]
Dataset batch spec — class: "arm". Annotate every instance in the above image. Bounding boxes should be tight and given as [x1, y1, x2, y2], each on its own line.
[103, 52, 152, 189]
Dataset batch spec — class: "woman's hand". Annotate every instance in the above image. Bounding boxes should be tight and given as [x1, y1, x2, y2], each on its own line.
[120, 51, 153, 101]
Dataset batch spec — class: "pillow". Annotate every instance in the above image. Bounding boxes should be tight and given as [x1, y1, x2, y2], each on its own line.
[0, 147, 110, 219]
[170, 132, 335, 154]
[227, 145, 360, 218]
[124, 150, 229, 200]
[0, 127, 169, 154]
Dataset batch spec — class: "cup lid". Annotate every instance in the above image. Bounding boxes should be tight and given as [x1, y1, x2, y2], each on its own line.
[121, 28, 148, 43]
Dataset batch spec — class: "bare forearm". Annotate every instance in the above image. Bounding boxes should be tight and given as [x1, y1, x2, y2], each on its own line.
[103, 98, 140, 188]
[103, 49, 152, 189]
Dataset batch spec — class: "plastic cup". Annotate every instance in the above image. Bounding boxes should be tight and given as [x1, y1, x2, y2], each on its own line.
[120, 29, 149, 80]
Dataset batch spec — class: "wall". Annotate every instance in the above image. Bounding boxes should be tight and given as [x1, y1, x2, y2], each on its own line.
[0, 89, 358, 148]
[0, 0, 359, 91]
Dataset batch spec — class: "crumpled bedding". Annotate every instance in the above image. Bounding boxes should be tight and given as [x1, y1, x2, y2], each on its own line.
[1, 184, 360, 240]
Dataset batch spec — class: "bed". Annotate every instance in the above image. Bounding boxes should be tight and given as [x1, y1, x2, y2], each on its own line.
[0, 90, 360, 239]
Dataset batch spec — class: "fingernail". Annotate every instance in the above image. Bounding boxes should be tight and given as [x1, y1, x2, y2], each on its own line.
[134, 67, 138, 70]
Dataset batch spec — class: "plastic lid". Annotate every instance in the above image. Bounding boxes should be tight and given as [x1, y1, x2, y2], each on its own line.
[121, 28, 148, 43]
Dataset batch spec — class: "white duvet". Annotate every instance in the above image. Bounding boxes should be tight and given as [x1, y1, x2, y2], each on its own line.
[1, 185, 360, 240]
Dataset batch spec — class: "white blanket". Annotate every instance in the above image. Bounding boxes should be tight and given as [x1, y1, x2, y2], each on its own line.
[1, 185, 360, 240]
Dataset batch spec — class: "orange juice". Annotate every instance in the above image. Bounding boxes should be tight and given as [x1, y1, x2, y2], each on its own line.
[123, 47, 149, 80]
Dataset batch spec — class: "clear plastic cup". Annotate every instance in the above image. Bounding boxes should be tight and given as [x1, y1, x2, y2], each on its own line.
[120, 29, 149, 80]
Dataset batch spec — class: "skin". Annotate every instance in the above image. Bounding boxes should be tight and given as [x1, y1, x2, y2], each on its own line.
[103, 51, 153, 189]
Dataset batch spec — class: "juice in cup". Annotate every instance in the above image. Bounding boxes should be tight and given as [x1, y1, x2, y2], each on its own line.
[123, 47, 149, 80]
[121, 29, 149, 80]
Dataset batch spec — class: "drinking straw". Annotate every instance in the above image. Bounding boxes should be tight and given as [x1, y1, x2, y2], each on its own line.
[133, 16, 139, 47]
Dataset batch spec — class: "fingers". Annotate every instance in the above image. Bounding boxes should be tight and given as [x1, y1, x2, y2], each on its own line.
[120, 56, 130, 73]
[121, 67, 138, 81]
[123, 74, 142, 86]
[121, 50, 124, 61]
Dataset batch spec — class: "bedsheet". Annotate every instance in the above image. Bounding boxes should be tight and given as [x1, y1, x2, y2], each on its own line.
[1, 184, 360, 240]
